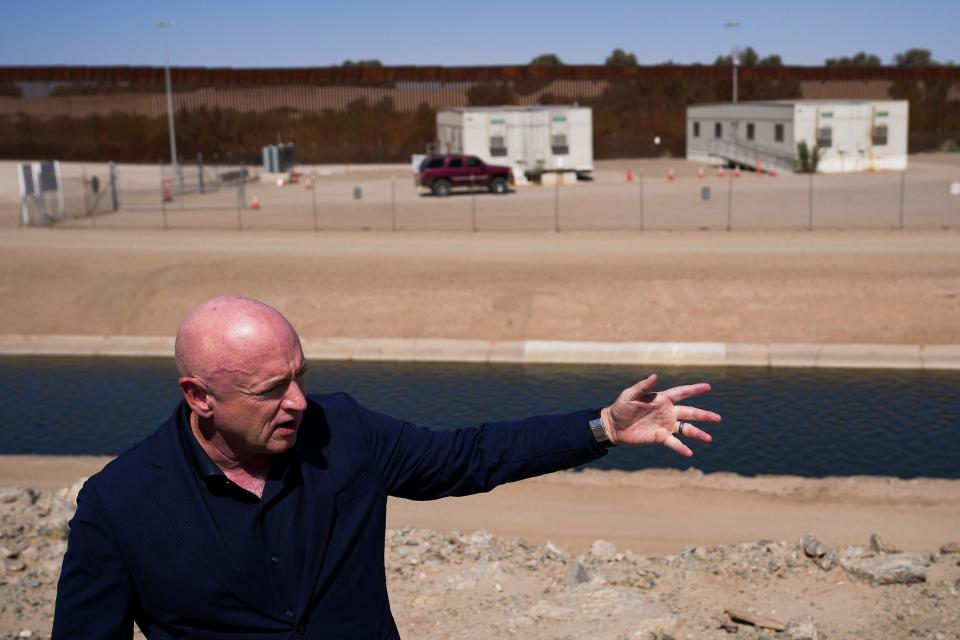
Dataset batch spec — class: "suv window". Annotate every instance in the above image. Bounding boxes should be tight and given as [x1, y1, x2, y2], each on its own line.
[423, 157, 444, 169]
[448, 157, 463, 168]
[465, 156, 483, 167]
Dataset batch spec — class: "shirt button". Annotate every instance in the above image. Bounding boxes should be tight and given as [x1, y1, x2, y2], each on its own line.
[270, 555, 279, 564]
[284, 609, 295, 618]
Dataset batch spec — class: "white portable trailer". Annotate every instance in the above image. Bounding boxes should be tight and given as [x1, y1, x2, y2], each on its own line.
[686, 100, 908, 174]
[437, 106, 593, 180]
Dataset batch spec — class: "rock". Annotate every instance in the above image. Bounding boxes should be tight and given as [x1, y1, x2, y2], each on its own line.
[799, 534, 826, 559]
[939, 541, 960, 554]
[524, 584, 677, 636]
[818, 550, 837, 571]
[17, 630, 33, 639]
[870, 533, 900, 554]
[0, 546, 14, 559]
[565, 562, 589, 586]
[840, 552, 928, 584]
[720, 622, 740, 634]
[19, 546, 39, 564]
[725, 608, 787, 631]
[784, 616, 821, 640]
[590, 539, 618, 560]
[542, 541, 567, 562]
[6, 559, 26, 572]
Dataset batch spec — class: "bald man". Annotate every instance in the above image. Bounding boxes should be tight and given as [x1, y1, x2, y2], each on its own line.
[53, 296, 720, 639]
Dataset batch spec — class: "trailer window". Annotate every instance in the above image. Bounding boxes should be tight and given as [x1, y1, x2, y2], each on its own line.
[774, 124, 784, 142]
[489, 136, 507, 157]
[551, 134, 569, 155]
[872, 125, 888, 146]
[714, 123, 722, 138]
[817, 127, 832, 148]
[692, 121, 700, 138]
[746, 123, 755, 140]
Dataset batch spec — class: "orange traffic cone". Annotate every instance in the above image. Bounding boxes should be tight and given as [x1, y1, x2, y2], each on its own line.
[769, 167, 777, 177]
[734, 166, 742, 178]
[717, 167, 726, 178]
[249, 195, 261, 210]
[756, 157, 763, 176]
[697, 167, 705, 179]
[626, 168, 634, 182]
[667, 167, 676, 181]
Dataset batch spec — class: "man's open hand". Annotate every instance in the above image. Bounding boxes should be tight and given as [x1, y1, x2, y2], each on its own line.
[600, 373, 721, 457]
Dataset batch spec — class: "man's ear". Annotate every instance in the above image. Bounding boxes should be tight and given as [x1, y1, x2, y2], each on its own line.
[179, 377, 214, 419]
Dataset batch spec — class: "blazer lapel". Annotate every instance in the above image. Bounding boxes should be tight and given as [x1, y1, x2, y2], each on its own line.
[295, 403, 336, 616]
[144, 409, 287, 622]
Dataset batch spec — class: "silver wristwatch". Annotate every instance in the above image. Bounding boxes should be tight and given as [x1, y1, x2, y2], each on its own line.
[588, 409, 614, 448]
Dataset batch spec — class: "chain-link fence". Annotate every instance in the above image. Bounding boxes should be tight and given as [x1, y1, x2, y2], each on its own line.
[39, 156, 958, 232]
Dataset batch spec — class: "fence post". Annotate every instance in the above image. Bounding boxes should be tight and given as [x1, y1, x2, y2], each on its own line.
[726, 169, 733, 232]
[553, 172, 560, 232]
[391, 175, 397, 232]
[312, 174, 319, 232]
[198, 153, 204, 195]
[898, 170, 906, 230]
[160, 160, 169, 231]
[807, 172, 814, 231]
[638, 168, 645, 231]
[109, 161, 118, 212]
[236, 163, 245, 231]
[470, 174, 477, 232]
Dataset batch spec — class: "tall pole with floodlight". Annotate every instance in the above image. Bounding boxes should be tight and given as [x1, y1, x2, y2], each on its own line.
[157, 21, 179, 176]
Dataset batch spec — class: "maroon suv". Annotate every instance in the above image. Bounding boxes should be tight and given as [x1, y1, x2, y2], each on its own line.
[418, 154, 514, 196]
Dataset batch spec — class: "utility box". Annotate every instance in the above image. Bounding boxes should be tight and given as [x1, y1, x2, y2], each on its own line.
[262, 143, 296, 173]
[436, 106, 593, 180]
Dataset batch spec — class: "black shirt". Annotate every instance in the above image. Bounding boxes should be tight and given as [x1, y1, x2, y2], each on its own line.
[177, 406, 307, 621]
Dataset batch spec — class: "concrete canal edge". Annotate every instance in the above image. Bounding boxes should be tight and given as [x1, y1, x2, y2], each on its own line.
[0, 334, 958, 370]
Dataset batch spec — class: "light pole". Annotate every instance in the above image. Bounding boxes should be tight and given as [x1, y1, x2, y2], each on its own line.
[723, 22, 741, 103]
[157, 21, 178, 176]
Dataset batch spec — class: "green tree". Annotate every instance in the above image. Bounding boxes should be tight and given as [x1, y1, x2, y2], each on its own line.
[530, 53, 563, 65]
[605, 48, 638, 66]
[796, 141, 821, 173]
[714, 47, 765, 67]
[893, 48, 936, 67]
[825, 52, 881, 66]
[757, 54, 783, 67]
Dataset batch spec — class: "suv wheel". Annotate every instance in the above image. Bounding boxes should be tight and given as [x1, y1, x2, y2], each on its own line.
[432, 179, 452, 197]
[489, 177, 508, 194]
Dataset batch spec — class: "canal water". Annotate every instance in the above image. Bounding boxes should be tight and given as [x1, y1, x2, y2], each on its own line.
[1, 356, 957, 479]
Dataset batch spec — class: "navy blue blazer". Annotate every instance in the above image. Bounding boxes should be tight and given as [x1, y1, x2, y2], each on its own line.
[53, 393, 607, 639]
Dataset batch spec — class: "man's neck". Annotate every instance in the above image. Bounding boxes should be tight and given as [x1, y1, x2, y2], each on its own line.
[189, 413, 272, 498]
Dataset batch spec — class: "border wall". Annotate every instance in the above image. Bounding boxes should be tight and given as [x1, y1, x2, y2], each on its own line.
[1, 65, 958, 164]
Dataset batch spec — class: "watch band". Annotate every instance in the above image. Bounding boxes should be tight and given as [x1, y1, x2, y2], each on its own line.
[588, 408, 615, 448]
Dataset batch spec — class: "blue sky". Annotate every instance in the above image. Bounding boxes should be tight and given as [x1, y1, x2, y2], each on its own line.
[1, 0, 957, 68]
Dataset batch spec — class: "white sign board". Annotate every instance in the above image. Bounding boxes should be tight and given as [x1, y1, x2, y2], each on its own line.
[950, 181, 960, 196]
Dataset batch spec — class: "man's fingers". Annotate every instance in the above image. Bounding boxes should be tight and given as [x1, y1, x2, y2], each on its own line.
[661, 432, 693, 458]
[623, 373, 658, 401]
[675, 406, 722, 424]
[662, 382, 712, 403]
[675, 422, 713, 443]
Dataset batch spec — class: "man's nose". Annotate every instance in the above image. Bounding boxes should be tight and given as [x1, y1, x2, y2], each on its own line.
[282, 380, 308, 413]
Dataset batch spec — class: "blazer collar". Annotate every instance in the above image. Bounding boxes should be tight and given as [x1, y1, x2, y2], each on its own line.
[142, 404, 313, 622]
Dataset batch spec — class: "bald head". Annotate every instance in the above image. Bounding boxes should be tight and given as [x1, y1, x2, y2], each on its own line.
[175, 296, 301, 388]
